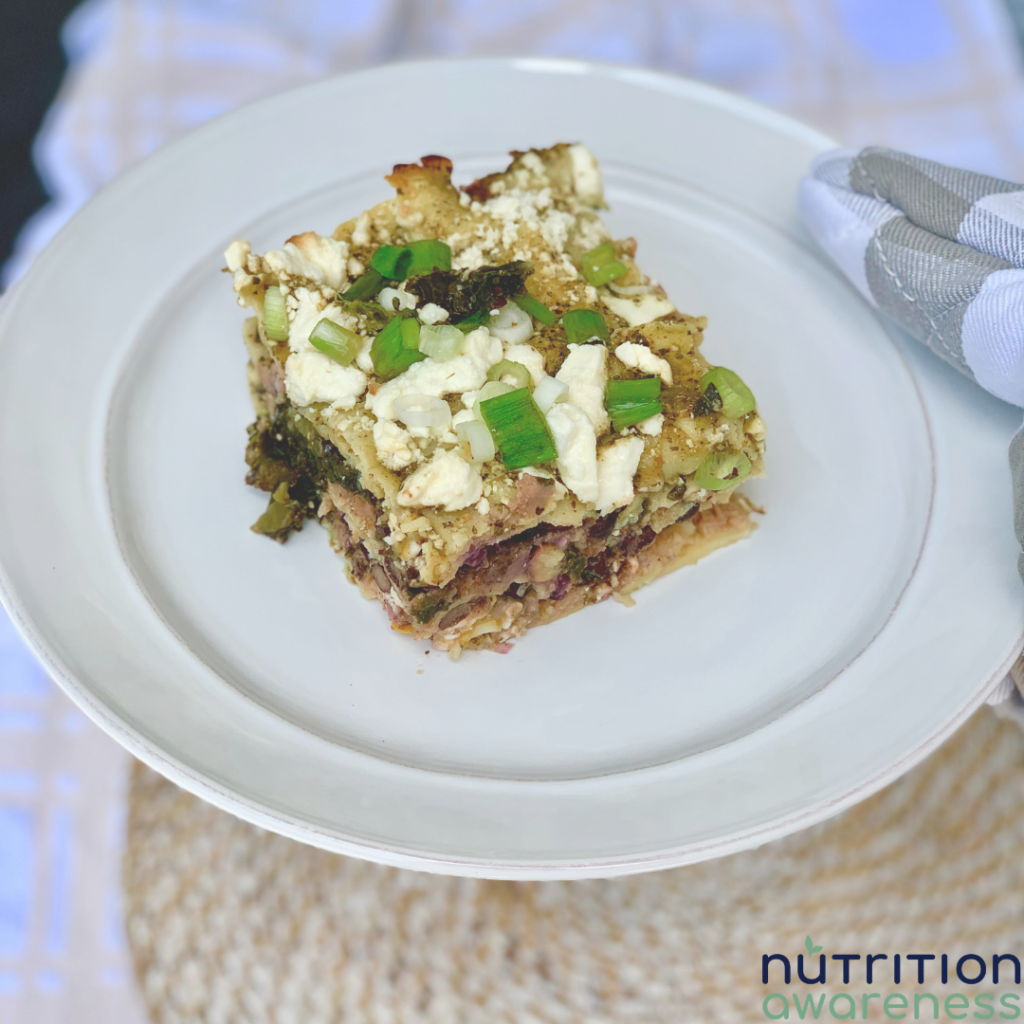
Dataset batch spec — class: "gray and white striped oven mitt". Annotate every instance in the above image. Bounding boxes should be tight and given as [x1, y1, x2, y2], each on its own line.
[800, 147, 1024, 582]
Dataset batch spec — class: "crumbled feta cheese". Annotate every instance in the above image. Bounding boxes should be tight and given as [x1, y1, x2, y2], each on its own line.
[287, 287, 326, 351]
[555, 343, 609, 434]
[539, 208, 576, 251]
[366, 327, 502, 420]
[520, 151, 545, 175]
[602, 292, 676, 328]
[452, 244, 488, 272]
[568, 144, 603, 205]
[373, 420, 418, 470]
[573, 214, 609, 254]
[503, 343, 546, 385]
[397, 450, 483, 511]
[285, 352, 367, 409]
[546, 403, 598, 504]
[224, 240, 251, 273]
[638, 412, 664, 436]
[614, 342, 673, 384]
[476, 497, 490, 516]
[351, 212, 371, 246]
[264, 242, 325, 285]
[347, 256, 364, 277]
[419, 303, 449, 325]
[288, 233, 349, 291]
[596, 436, 644, 514]
[480, 187, 575, 253]
[355, 342, 374, 373]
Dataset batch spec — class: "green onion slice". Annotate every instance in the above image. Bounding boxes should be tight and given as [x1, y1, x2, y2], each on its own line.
[368, 239, 452, 281]
[478, 387, 557, 470]
[472, 380, 514, 421]
[486, 359, 532, 390]
[370, 245, 412, 280]
[532, 375, 568, 412]
[400, 317, 421, 350]
[370, 315, 427, 380]
[563, 308, 610, 346]
[263, 285, 289, 342]
[418, 324, 464, 361]
[309, 318, 358, 365]
[579, 242, 628, 287]
[696, 367, 756, 418]
[342, 268, 385, 302]
[694, 451, 752, 491]
[405, 239, 452, 276]
[605, 376, 662, 430]
[515, 293, 558, 326]
[456, 419, 496, 463]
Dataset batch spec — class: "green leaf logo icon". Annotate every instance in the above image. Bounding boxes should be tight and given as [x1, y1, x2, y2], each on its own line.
[804, 935, 824, 955]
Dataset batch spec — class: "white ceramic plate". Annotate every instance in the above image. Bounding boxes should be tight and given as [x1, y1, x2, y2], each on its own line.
[1, 60, 1021, 879]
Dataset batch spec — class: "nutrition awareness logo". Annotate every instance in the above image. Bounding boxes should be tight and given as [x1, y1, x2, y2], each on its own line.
[761, 936, 1022, 1020]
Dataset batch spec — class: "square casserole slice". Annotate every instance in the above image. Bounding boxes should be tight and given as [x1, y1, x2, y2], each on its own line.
[226, 145, 765, 656]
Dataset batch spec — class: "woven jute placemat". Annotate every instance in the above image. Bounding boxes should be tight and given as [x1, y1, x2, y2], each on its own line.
[124, 706, 1024, 1024]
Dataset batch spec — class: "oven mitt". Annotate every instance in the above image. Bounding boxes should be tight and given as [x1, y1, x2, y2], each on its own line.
[800, 147, 1024, 583]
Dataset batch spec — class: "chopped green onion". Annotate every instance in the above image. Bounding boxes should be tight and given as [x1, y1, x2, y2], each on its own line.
[370, 245, 412, 279]
[479, 387, 557, 470]
[368, 239, 451, 281]
[486, 359, 532, 390]
[607, 377, 660, 405]
[418, 324, 464, 361]
[370, 315, 427, 380]
[487, 301, 533, 344]
[456, 419, 496, 463]
[579, 242, 628, 287]
[516, 293, 558, 326]
[263, 285, 289, 341]
[454, 309, 490, 332]
[309, 318, 358, 365]
[694, 451, 751, 491]
[472, 380, 514, 421]
[605, 376, 662, 430]
[532, 375, 568, 412]
[405, 239, 451, 276]
[400, 317, 421, 350]
[563, 308, 610, 346]
[342, 268, 385, 301]
[696, 367, 756, 418]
